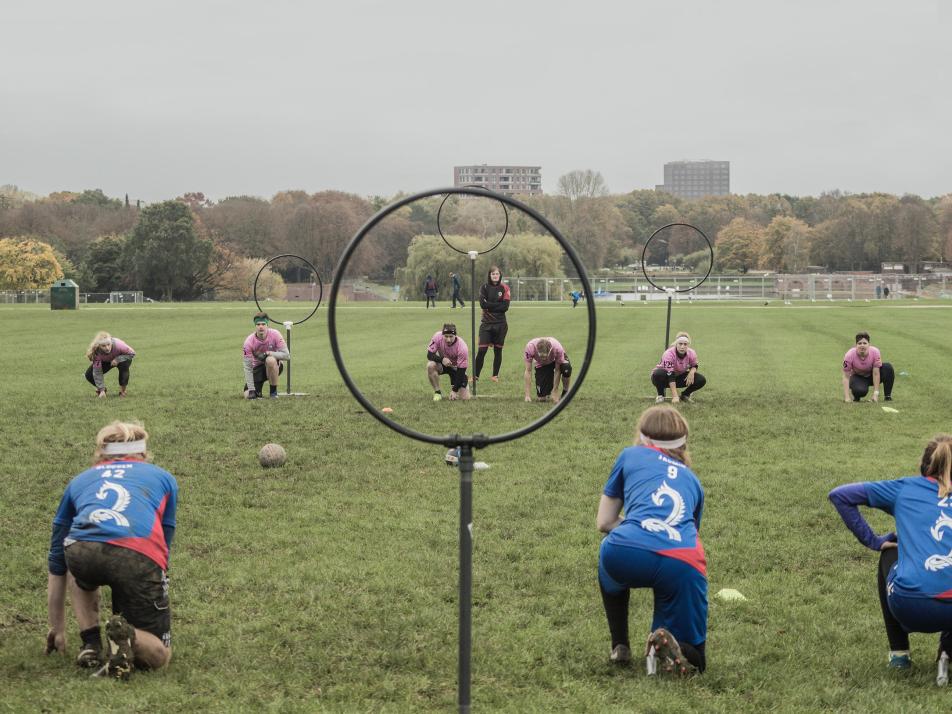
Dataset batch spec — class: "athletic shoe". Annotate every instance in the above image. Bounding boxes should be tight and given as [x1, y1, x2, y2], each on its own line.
[885, 395, 893, 401]
[609, 644, 631, 664]
[269, 392, 278, 399]
[103, 615, 136, 680]
[938, 652, 949, 686]
[645, 627, 696, 677]
[655, 395, 665, 403]
[490, 376, 499, 383]
[433, 392, 443, 402]
[76, 645, 102, 669]
[888, 653, 911, 670]
[680, 395, 692, 403]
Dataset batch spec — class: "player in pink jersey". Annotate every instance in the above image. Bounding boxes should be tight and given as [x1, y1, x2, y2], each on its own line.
[84, 331, 136, 398]
[650, 332, 706, 403]
[523, 337, 572, 403]
[427, 323, 470, 401]
[842, 331, 894, 403]
[242, 312, 290, 399]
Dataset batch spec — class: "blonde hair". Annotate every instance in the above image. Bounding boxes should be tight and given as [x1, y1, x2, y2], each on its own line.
[921, 435, 952, 498]
[86, 331, 113, 361]
[536, 338, 552, 358]
[672, 331, 691, 346]
[636, 405, 691, 466]
[92, 421, 151, 463]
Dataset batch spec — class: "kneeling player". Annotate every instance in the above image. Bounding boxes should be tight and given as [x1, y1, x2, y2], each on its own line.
[427, 323, 470, 401]
[597, 406, 708, 676]
[523, 337, 571, 403]
[46, 421, 177, 679]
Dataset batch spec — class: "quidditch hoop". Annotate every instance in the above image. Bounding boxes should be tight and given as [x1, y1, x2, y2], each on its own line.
[253, 254, 323, 325]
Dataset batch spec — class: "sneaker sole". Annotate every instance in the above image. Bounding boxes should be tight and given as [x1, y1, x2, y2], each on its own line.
[646, 628, 696, 677]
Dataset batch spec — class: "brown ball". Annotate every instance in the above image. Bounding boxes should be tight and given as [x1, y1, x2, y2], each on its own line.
[258, 443, 287, 468]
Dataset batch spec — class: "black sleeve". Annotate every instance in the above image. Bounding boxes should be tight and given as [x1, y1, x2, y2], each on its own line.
[478, 284, 490, 309]
[427, 350, 442, 363]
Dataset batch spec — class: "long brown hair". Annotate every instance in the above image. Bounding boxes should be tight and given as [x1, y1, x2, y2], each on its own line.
[636, 405, 691, 466]
[85, 331, 113, 361]
[921, 434, 952, 498]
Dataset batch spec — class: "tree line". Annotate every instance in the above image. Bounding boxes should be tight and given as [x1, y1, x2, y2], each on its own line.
[1, 179, 950, 299]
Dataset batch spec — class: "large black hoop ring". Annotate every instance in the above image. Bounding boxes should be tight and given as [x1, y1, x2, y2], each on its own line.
[640, 223, 714, 293]
[436, 185, 509, 255]
[253, 254, 323, 325]
[329, 186, 596, 448]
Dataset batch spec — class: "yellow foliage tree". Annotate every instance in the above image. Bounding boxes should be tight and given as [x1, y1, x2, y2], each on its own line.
[215, 257, 286, 301]
[0, 237, 64, 290]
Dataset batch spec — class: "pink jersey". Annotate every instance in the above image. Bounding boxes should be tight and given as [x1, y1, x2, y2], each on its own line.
[524, 337, 567, 369]
[243, 329, 288, 367]
[653, 346, 698, 376]
[427, 332, 469, 369]
[91, 338, 135, 368]
[842, 346, 882, 376]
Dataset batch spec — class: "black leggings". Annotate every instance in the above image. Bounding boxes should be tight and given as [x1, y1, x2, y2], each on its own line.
[650, 369, 706, 398]
[85, 361, 132, 389]
[850, 363, 895, 400]
[474, 346, 503, 379]
[599, 581, 706, 672]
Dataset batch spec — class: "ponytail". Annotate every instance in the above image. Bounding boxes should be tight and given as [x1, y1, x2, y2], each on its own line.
[921, 435, 952, 498]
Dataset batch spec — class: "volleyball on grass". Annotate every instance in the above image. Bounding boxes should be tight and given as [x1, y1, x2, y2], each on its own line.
[258, 443, 287, 468]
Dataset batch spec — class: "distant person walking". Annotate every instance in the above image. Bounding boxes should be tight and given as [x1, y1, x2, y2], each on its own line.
[84, 332, 135, 398]
[570, 290, 583, 308]
[650, 332, 706, 404]
[424, 274, 438, 309]
[884, 286, 891, 299]
[450, 272, 465, 308]
[842, 331, 894, 403]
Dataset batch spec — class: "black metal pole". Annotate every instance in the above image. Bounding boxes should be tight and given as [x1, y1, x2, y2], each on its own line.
[469, 252, 478, 396]
[664, 294, 672, 351]
[458, 443, 474, 713]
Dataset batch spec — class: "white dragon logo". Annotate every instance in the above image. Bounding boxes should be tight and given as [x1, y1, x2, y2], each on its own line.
[925, 511, 952, 572]
[640, 482, 686, 542]
[88, 481, 131, 527]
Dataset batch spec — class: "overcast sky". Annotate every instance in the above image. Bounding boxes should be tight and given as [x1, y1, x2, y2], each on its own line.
[3, 0, 950, 203]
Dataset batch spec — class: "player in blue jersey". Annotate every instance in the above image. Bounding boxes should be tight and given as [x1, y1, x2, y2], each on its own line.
[45, 421, 178, 679]
[829, 434, 952, 685]
[596, 405, 707, 676]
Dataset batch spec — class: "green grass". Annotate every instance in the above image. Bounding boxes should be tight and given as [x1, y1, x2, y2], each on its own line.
[2, 299, 951, 712]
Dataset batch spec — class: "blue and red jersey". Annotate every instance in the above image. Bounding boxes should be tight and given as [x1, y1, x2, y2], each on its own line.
[51, 459, 177, 571]
[603, 445, 706, 575]
[861, 476, 952, 599]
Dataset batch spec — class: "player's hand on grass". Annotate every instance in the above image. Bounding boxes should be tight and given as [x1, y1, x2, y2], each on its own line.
[525, 395, 532, 402]
[872, 390, 879, 403]
[671, 395, 680, 403]
[45, 629, 66, 655]
[97, 390, 107, 399]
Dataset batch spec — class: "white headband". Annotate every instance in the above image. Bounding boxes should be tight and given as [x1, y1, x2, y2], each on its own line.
[640, 433, 686, 449]
[102, 440, 146, 455]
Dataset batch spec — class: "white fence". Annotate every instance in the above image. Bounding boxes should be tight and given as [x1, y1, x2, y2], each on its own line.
[0, 290, 144, 304]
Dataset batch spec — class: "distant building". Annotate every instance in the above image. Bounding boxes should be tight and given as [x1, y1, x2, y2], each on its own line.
[453, 165, 543, 196]
[656, 160, 730, 199]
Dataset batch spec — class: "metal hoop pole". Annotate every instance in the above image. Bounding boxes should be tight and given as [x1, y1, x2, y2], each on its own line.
[458, 443, 474, 713]
[469, 251, 478, 396]
[283, 322, 293, 395]
[664, 294, 672, 351]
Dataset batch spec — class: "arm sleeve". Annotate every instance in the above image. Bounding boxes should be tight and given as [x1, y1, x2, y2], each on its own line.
[162, 524, 175, 552]
[48, 521, 71, 575]
[694, 485, 705, 532]
[427, 350, 442, 363]
[269, 350, 290, 361]
[828, 483, 895, 551]
[478, 285, 490, 309]
[92, 363, 105, 389]
[603, 452, 625, 499]
[243, 357, 256, 390]
[114, 354, 134, 364]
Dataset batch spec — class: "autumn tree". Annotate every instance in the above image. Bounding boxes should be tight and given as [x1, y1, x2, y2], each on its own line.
[715, 218, 764, 273]
[760, 216, 811, 272]
[0, 237, 64, 289]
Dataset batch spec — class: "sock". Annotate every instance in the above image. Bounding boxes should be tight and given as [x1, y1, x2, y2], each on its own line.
[680, 641, 706, 673]
[492, 347, 503, 376]
[270, 385, 278, 396]
[80, 625, 102, 651]
[598, 581, 630, 649]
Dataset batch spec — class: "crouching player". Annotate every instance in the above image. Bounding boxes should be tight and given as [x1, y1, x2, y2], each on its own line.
[829, 434, 952, 685]
[523, 337, 571, 403]
[597, 405, 708, 676]
[427, 323, 470, 401]
[242, 312, 290, 399]
[46, 421, 177, 679]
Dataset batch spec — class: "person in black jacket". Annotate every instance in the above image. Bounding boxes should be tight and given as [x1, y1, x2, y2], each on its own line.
[473, 266, 510, 385]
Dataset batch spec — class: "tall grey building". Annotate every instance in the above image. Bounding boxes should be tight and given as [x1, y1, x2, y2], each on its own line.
[656, 160, 730, 199]
[453, 165, 543, 196]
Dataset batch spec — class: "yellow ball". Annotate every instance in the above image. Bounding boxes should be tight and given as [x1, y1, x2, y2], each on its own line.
[258, 443, 287, 468]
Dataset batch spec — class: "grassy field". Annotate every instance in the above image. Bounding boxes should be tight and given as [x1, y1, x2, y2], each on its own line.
[2, 298, 952, 713]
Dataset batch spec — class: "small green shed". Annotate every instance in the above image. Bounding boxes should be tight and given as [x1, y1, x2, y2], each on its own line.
[50, 279, 79, 310]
